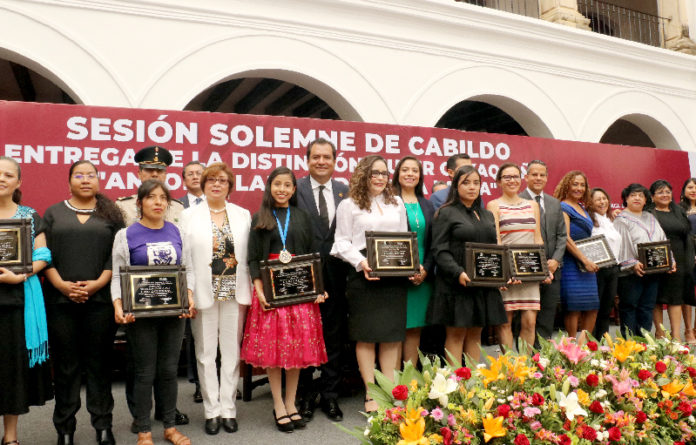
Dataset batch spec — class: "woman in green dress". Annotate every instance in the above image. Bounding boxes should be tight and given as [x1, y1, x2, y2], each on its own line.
[392, 156, 434, 366]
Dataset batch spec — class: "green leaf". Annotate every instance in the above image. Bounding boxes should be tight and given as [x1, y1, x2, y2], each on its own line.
[367, 382, 392, 410]
[335, 423, 372, 444]
[374, 370, 396, 395]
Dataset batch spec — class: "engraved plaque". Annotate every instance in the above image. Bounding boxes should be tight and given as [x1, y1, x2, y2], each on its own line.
[365, 231, 420, 277]
[575, 235, 617, 271]
[0, 218, 32, 274]
[120, 265, 188, 318]
[465, 242, 508, 287]
[507, 244, 549, 282]
[637, 241, 672, 274]
[260, 253, 324, 308]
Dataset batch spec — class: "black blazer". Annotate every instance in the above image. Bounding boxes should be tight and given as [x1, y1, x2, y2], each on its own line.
[295, 176, 349, 257]
[404, 195, 435, 274]
[179, 194, 191, 209]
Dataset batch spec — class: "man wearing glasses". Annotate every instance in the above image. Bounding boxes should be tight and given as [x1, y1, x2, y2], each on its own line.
[179, 161, 205, 208]
[116, 145, 190, 431]
[519, 160, 567, 343]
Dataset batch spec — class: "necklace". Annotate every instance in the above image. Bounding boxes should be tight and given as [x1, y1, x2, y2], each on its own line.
[273, 207, 292, 263]
[209, 207, 226, 214]
[64, 199, 95, 214]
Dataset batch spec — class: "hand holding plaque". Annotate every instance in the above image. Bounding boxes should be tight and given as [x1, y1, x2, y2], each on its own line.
[507, 244, 549, 282]
[120, 265, 189, 318]
[574, 235, 617, 272]
[465, 243, 508, 287]
[365, 231, 420, 277]
[259, 253, 325, 308]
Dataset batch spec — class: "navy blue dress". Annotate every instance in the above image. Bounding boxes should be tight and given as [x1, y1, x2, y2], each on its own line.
[560, 202, 599, 311]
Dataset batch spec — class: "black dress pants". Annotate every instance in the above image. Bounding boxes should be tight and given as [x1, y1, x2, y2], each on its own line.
[299, 256, 348, 401]
[47, 301, 116, 434]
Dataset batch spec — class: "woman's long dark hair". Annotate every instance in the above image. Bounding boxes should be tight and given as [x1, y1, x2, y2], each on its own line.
[438, 165, 481, 215]
[0, 156, 22, 204]
[253, 167, 297, 231]
[69, 160, 125, 228]
[391, 156, 424, 198]
[680, 178, 696, 211]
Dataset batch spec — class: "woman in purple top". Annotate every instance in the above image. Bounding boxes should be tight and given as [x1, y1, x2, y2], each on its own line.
[110, 180, 195, 445]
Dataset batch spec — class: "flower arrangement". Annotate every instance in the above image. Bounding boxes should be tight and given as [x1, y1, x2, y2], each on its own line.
[346, 333, 696, 445]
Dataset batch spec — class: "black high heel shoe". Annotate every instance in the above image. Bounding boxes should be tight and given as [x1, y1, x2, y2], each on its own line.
[273, 409, 294, 433]
[2, 438, 20, 445]
[364, 397, 378, 413]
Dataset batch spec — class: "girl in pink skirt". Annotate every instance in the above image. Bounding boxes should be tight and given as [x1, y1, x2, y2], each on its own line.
[241, 167, 327, 433]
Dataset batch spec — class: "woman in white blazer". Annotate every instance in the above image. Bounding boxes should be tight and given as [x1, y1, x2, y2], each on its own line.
[180, 163, 252, 436]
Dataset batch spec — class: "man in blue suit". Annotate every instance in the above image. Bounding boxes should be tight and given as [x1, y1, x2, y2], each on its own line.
[429, 153, 472, 208]
[295, 138, 349, 422]
[179, 161, 205, 208]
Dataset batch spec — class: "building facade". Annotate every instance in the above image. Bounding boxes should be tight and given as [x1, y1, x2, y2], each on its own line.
[0, 0, 694, 151]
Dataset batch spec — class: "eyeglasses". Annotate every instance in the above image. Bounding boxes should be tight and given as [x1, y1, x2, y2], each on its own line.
[370, 170, 389, 179]
[500, 175, 521, 182]
[207, 178, 229, 185]
[72, 173, 97, 180]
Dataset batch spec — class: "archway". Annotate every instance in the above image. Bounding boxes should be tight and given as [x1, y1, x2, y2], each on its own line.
[436, 99, 527, 136]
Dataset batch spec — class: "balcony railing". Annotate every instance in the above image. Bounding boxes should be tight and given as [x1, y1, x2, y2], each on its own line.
[577, 0, 668, 48]
[457, 0, 539, 19]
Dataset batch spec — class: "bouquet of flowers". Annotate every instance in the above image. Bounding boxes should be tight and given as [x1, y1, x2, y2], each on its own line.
[346, 333, 696, 444]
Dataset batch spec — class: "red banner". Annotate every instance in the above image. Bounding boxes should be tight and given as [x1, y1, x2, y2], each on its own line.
[0, 101, 690, 214]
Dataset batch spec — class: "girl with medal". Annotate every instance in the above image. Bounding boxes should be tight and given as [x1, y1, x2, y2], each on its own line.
[241, 167, 327, 433]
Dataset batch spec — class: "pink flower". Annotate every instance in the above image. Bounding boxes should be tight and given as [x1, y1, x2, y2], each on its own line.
[605, 369, 634, 397]
[568, 375, 579, 387]
[523, 407, 541, 418]
[551, 338, 589, 365]
[431, 406, 444, 421]
[530, 421, 542, 430]
[447, 413, 456, 426]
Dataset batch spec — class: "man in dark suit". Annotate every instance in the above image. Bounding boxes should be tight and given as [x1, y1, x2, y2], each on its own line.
[429, 153, 471, 208]
[295, 138, 349, 422]
[179, 161, 205, 208]
[179, 161, 206, 405]
[519, 160, 567, 341]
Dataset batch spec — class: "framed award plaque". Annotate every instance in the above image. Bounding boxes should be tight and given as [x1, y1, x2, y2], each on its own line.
[464, 242, 508, 287]
[365, 231, 420, 277]
[507, 244, 549, 281]
[637, 240, 672, 274]
[120, 265, 189, 318]
[0, 218, 32, 274]
[259, 253, 324, 308]
[574, 235, 618, 271]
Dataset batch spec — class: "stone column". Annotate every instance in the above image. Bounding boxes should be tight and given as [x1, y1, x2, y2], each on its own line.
[539, 0, 591, 30]
[660, 0, 696, 54]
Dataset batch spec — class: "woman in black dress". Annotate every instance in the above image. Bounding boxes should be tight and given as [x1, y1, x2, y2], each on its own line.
[0, 156, 52, 445]
[40, 161, 125, 445]
[679, 178, 696, 344]
[650, 179, 694, 342]
[428, 165, 506, 364]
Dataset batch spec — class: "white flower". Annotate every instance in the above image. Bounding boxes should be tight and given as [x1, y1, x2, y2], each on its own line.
[477, 363, 486, 369]
[591, 359, 600, 367]
[539, 358, 550, 368]
[557, 391, 588, 421]
[690, 415, 695, 424]
[364, 428, 370, 436]
[596, 389, 607, 399]
[428, 373, 458, 406]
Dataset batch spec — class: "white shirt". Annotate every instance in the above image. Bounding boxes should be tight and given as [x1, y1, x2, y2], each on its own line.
[331, 195, 408, 271]
[310, 176, 336, 223]
[591, 213, 622, 258]
[188, 192, 205, 206]
[525, 188, 545, 212]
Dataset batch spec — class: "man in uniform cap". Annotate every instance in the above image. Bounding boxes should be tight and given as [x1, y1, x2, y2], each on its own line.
[116, 146, 184, 226]
[116, 145, 189, 430]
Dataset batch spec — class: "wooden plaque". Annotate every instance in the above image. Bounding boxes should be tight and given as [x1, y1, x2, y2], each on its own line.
[0, 218, 32, 274]
[259, 253, 324, 308]
[464, 242, 508, 287]
[575, 235, 618, 271]
[637, 240, 672, 274]
[120, 265, 188, 318]
[365, 231, 420, 277]
[507, 244, 549, 282]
